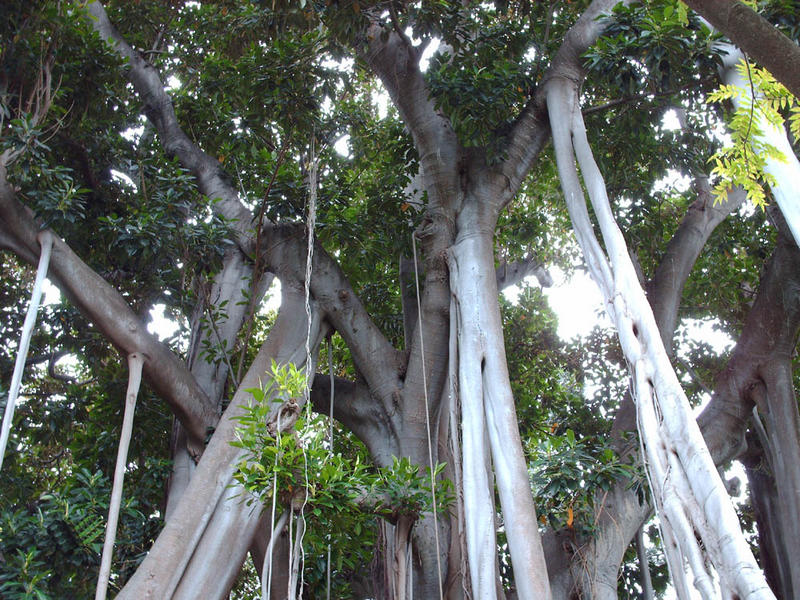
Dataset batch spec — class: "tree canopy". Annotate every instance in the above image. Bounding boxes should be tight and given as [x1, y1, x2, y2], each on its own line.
[1, 1, 799, 599]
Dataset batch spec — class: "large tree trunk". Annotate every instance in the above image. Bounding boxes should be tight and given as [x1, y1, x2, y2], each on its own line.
[543, 185, 743, 599]
[65, 2, 796, 597]
[166, 249, 264, 518]
[742, 434, 794, 600]
[546, 57, 774, 596]
[449, 194, 550, 599]
[118, 286, 325, 599]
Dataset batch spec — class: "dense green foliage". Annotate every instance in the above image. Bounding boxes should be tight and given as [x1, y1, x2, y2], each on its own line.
[1, 0, 799, 597]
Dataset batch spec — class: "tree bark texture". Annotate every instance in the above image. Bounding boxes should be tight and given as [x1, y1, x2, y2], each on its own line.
[683, 0, 800, 99]
[166, 250, 263, 518]
[546, 67, 774, 599]
[118, 288, 325, 599]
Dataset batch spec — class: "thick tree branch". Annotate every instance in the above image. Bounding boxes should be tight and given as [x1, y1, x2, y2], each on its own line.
[264, 224, 404, 406]
[87, 2, 404, 428]
[360, 23, 461, 216]
[683, 0, 800, 100]
[85, 1, 253, 241]
[0, 169, 217, 445]
[648, 181, 745, 348]
[501, 0, 629, 195]
[547, 49, 771, 595]
[309, 374, 399, 466]
[699, 222, 800, 464]
[496, 255, 553, 290]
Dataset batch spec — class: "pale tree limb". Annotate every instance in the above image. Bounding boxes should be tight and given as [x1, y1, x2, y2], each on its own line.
[544, 188, 789, 599]
[0, 232, 52, 472]
[546, 70, 775, 598]
[635, 526, 654, 600]
[496, 255, 553, 291]
[716, 43, 800, 248]
[287, 511, 306, 599]
[393, 515, 414, 600]
[448, 229, 550, 600]
[95, 352, 144, 600]
[261, 510, 288, 600]
[116, 286, 326, 599]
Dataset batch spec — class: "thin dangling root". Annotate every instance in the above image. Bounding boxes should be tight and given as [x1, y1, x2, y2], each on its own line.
[0, 232, 54, 472]
[95, 352, 144, 600]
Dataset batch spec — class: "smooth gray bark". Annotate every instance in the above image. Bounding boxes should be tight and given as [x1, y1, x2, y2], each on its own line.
[166, 251, 264, 518]
[118, 288, 324, 599]
[95, 353, 143, 600]
[0, 168, 218, 445]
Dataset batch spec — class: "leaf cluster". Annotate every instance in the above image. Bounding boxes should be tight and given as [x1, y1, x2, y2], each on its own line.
[426, 7, 536, 158]
[0, 468, 164, 599]
[707, 59, 800, 208]
[528, 429, 639, 535]
[230, 362, 450, 593]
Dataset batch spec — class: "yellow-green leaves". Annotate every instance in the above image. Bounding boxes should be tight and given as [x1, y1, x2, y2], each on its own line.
[707, 58, 800, 209]
[674, 1, 689, 27]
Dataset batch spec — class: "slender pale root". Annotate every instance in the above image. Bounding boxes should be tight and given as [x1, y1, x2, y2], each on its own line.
[261, 510, 289, 600]
[0, 232, 53, 472]
[95, 352, 144, 600]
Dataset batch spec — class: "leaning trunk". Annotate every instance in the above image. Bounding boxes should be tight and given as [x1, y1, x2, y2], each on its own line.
[166, 249, 261, 518]
[546, 69, 774, 598]
[118, 287, 324, 599]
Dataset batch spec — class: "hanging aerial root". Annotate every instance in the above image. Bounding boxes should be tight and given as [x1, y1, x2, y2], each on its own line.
[0, 232, 54, 472]
[260, 510, 289, 600]
[295, 135, 319, 599]
[263, 411, 283, 600]
[288, 511, 306, 598]
[411, 232, 445, 599]
[326, 338, 334, 600]
[95, 352, 144, 600]
[546, 74, 775, 599]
